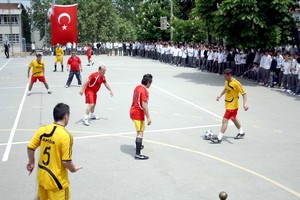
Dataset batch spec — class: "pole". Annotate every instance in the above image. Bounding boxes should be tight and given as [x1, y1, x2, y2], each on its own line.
[170, 0, 173, 42]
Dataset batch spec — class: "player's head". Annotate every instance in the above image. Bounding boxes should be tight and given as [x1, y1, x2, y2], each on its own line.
[223, 68, 233, 81]
[71, 50, 76, 57]
[53, 103, 70, 126]
[36, 54, 42, 62]
[141, 74, 153, 88]
[98, 65, 106, 76]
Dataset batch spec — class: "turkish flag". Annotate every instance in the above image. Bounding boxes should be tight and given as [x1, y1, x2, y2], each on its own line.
[51, 4, 78, 45]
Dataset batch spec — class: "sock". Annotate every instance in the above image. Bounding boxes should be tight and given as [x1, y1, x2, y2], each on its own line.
[238, 127, 244, 134]
[135, 137, 143, 155]
[217, 132, 224, 140]
[61, 65, 64, 71]
[54, 65, 57, 70]
[84, 114, 89, 120]
[90, 112, 94, 117]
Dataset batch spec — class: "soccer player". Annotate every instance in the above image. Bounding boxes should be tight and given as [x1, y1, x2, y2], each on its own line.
[211, 68, 249, 143]
[79, 66, 113, 126]
[65, 50, 82, 88]
[27, 54, 52, 96]
[86, 44, 94, 66]
[54, 43, 64, 72]
[130, 74, 153, 160]
[26, 103, 82, 200]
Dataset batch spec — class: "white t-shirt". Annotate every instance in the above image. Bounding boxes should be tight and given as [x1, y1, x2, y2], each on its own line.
[263, 55, 272, 70]
[282, 60, 291, 75]
[182, 49, 187, 58]
[291, 59, 298, 75]
[297, 63, 300, 79]
[240, 53, 246, 64]
[207, 51, 213, 61]
[235, 54, 241, 65]
[276, 54, 284, 69]
[31, 43, 35, 50]
[187, 48, 194, 57]
[178, 48, 183, 57]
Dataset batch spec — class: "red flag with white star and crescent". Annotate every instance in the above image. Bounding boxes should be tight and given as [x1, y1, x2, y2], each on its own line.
[51, 4, 78, 45]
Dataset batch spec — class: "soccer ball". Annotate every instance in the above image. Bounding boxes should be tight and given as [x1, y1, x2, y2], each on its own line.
[204, 130, 214, 140]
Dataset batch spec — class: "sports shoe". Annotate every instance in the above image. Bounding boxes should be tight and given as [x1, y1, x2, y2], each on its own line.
[65, 85, 69, 88]
[210, 137, 222, 144]
[83, 118, 90, 126]
[53, 69, 57, 72]
[48, 90, 52, 94]
[92, 62, 94, 66]
[90, 114, 100, 120]
[234, 133, 245, 140]
[27, 91, 31, 96]
[135, 154, 149, 160]
[78, 84, 82, 87]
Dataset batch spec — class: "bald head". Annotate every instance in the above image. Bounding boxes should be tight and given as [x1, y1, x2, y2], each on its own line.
[98, 65, 106, 76]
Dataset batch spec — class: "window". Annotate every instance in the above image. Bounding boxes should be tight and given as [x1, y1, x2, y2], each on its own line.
[2, 34, 20, 43]
[0, 15, 19, 25]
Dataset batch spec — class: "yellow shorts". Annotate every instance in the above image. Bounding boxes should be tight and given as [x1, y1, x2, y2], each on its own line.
[132, 120, 145, 132]
[55, 57, 63, 63]
[38, 185, 70, 200]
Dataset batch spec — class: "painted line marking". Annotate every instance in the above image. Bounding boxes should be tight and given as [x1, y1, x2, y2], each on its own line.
[0, 124, 223, 147]
[114, 134, 300, 199]
[0, 58, 12, 71]
[2, 83, 28, 162]
[152, 85, 232, 124]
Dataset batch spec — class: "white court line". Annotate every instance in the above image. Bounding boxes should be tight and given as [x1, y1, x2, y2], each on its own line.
[153, 84, 223, 120]
[2, 83, 29, 162]
[0, 58, 12, 71]
[0, 82, 137, 90]
[0, 124, 222, 147]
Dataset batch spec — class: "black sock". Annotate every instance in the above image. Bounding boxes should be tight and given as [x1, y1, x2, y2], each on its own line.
[135, 137, 142, 155]
[54, 65, 57, 70]
[61, 65, 64, 71]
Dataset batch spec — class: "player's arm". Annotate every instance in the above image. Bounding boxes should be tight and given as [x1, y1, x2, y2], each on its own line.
[142, 101, 151, 125]
[79, 79, 90, 95]
[27, 148, 35, 175]
[104, 82, 113, 97]
[216, 88, 226, 101]
[27, 67, 31, 78]
[63, 161, 82, 173]
[242, 93, 249, 111]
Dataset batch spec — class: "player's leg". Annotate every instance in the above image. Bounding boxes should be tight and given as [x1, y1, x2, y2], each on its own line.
[211, 110, 231, 143]
[40, 77, 51, 94]
[27, 77, 36, 96]
[60, 59, 64, 72]
[48, 187, 70, 200]
[232, 117, 245, 139]
[75, 71, 82, 86]
[54, 59, 57, 72]
[134, 120, 148, 160]
[37, 185, 49, 200]
[65, 71, 75, 87]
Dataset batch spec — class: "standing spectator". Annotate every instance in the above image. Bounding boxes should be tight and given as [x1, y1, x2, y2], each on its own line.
[96, 42, 101, 55]
[66, 41, 72, 55]
[118, 42, 123, 56]
[207, 47, 214, 72]
[234, 49, 241, 76]
[72, 41, 77, 51]
[295, 57, 300, 96]
[4, 41, 10, 58]
[276, 51, 284, 87]
[281, 54, 291, 92]
[187, 45, 194, 68]
[257, 51, 266, 84]
[263, 51, 272, 86]
[218, 47, 225, 75]
[181, 46, 187, 67]
[26, 103, 82, 200]
[269, 53, 277, 87]
[30, 42, 36, 56]
[240, 50, 247, 76]
[65, 51, 82, 88]
[290, 55, 298, 95]
[86, 44, 94, 66]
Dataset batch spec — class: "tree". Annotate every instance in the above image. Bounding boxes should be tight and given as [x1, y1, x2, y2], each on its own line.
[21, 4, 31, 44]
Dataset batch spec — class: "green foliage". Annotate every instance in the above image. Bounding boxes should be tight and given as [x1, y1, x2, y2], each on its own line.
[21, 4, 31, 44]
[193, 0, 295, 48]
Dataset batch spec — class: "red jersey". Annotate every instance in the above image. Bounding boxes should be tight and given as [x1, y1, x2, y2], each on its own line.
[130, 85, 149, 121]
[85, 72, 106, 94]
[87, 46, 92, 56]
[67, 56, 81, 71]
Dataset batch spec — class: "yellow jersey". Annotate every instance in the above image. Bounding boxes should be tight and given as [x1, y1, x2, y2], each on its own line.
[224, 78, 246, 110]
[28, 123, 73, 191]
[56, 47, 64, 57]
[29, 59, 44, 77]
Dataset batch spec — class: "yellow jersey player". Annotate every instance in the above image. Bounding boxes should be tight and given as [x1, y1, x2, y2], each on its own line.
[211, 68, 249, 144]
[54, 43, 64, 72]
[27, 54, 51, 96]
[27, 103, 82, 200]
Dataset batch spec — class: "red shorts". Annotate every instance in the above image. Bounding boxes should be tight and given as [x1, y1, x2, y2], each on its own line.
[224, 109, 238, 120]
[85, 92, 97, 104]
[87, 55, 91, 60]
[31, 76, 46, 83]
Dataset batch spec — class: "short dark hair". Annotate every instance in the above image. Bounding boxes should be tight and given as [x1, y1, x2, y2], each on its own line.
[141, 74, 153, 85]
[223, 68, 233, 75]
[36, 53, 42, 57]
[53, 103, 70, 122]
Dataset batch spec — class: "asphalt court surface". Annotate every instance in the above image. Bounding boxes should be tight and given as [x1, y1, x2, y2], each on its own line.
[0, 54, 300, 199]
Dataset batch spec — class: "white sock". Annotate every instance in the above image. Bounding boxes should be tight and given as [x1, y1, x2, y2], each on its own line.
[90, 112, 94, 117]
[217, 132, 224, 140]
[238, 127, 244, 134]
[84, 114, 89, 120]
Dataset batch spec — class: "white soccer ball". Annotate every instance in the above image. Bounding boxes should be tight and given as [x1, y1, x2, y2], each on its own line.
[204, 130, 214, 140]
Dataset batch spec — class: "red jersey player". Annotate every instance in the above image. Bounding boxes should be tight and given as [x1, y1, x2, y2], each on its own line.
[86, 44, 94, 66]
[130, 74, 153, 160]
[79, 65, 113, 126]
